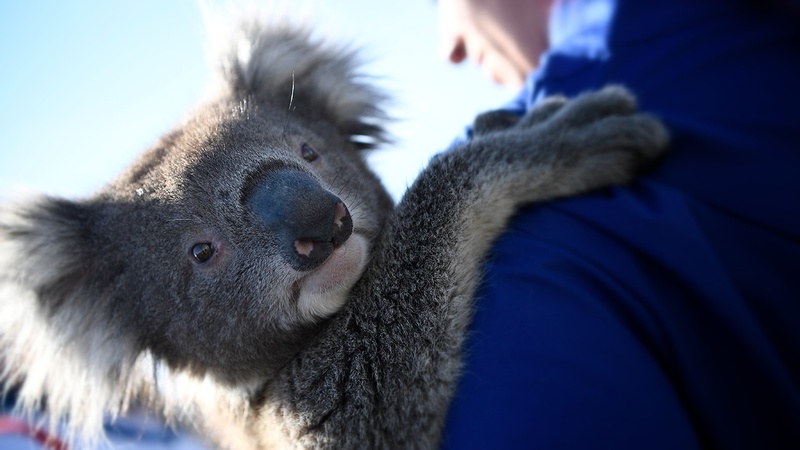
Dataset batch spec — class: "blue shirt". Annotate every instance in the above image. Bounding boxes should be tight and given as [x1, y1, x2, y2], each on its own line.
[442, 0, 800, 448]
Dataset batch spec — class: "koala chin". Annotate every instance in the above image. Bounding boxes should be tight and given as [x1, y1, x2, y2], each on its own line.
[0, 16, 668, 450]
[296, 233, 369, 321]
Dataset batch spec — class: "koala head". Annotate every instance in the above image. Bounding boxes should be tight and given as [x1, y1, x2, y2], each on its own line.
[0, 23, 393, 393]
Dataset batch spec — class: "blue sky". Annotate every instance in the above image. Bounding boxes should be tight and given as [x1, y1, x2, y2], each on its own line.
[0, 1, 511, 201]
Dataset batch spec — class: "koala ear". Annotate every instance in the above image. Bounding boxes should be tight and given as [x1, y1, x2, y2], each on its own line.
[0, 195, 137, 442]
[0, 196, 102, 311]
[217, 20, 391, 149]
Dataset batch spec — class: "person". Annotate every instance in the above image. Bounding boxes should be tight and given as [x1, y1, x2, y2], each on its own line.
[436, 0, 800, 448]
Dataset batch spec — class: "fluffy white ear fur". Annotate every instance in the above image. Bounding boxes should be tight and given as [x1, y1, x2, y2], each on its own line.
[202, 4, 390, 148]
[0, 196, 141, 445]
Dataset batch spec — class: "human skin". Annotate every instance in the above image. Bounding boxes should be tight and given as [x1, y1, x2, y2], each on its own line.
[437, 0, 555, 89]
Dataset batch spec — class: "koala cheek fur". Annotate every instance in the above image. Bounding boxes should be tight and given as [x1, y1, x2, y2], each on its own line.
[0, 14, 668, 450]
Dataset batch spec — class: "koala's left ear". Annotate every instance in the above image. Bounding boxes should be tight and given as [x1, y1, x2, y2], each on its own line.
[0, 196, 144, 441]
[0, 196, 112, 317]
[218, 21, 391, 150]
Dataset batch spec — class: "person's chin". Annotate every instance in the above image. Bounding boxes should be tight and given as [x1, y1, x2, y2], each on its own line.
[480, 58, 525, 90]
[491, 69, 525, 90]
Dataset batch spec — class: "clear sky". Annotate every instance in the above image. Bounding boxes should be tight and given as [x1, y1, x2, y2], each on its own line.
[0, 0, 511, 201]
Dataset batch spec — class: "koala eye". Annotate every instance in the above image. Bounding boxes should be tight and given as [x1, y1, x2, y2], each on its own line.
[301, 143, 319, 162]
[191, 243, 215, 263]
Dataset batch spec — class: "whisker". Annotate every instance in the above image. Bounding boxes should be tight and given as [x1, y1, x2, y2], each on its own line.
[288, 70, 296, 111]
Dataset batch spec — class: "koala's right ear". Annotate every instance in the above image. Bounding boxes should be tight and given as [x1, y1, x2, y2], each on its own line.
[0, 195, 128, 373]
[0, 196, 103, 309]
[0, 195, 138, 438]
[0, 195, 157, 442]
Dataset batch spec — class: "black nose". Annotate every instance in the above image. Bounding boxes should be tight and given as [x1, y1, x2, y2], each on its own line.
[246, 169, 353, 271]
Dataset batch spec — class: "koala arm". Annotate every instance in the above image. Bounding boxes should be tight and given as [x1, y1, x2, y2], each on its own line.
[254, 87, 668, 449]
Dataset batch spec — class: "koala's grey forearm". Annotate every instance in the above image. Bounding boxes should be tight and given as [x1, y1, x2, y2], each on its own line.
[255, 144, 530, 448]
[255, 88, 668, 449]
[255, 183, 483, 448]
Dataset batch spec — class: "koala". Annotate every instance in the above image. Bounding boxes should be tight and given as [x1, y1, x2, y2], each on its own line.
[0, 19, 667, 450]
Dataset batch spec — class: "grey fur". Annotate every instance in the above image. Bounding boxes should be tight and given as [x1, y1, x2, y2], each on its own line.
[0, 20, 668, 449]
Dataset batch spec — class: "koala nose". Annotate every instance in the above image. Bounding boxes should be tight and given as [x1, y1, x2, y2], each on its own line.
[246, 169, 353, 272]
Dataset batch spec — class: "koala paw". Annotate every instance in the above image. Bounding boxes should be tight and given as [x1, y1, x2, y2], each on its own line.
[460, 86, 668, 204]
[556, 86, 668, 163]
[534, 86, 669, 191]
[484, 86, 670, 197]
